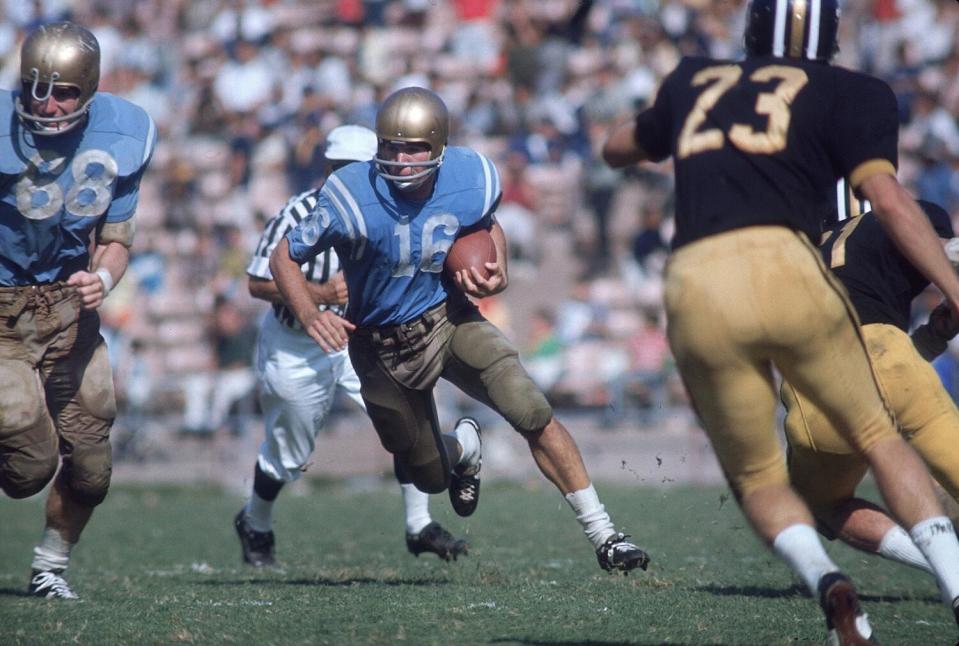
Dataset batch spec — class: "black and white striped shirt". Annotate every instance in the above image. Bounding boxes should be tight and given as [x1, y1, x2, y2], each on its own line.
[246, 188, 344, 329]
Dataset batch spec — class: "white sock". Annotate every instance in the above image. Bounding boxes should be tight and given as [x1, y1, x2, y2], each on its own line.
[878, 525, 933, 573]
[31, 527, 73, 573]
[452, 418, 480, 467]
[245, 492, 276, 533]
[910, 516, 959, 604]
[771, 524, 839, 595]
[565, 484, 616, 550]
[401, 483, 432, 535]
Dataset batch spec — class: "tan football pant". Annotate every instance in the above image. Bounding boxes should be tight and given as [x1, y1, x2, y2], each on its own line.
[0, 284, 115, 505]
[785, 322, 959, 512]
[664, 226, 898, 498]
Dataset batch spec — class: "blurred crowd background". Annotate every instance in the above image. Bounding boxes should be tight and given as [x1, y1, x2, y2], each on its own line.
[4, 0, 959, 454]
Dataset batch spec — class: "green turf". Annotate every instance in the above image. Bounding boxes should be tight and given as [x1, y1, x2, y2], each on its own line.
[0, 481, 953, 645]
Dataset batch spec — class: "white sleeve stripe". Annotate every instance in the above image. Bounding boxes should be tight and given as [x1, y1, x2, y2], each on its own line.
[321, 185, 357, 244]
[327, 175, 368, 260]
[479, 154, 493, 216]
[773, 0, 787, 57]
[806, 0, 821, 60]
[141, 115, 156, 165]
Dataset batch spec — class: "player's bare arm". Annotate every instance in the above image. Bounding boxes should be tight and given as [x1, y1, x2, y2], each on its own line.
[860, 173, 959, 317]
[248, 271, 348, 306]
[455, 222, 508, 298]
[68, 241, 129, 310]
[601, 117, 650, 168]
[270, 238, 354, 351]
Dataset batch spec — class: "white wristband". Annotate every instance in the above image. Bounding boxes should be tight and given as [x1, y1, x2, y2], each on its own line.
[95, 267, 114, 295]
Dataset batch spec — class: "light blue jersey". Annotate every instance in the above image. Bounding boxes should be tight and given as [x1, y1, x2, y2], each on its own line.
[287, 146, 501, 327]
[0, 91, 156, 285]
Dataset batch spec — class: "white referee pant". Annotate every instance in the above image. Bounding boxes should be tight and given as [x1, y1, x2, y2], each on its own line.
[254, 313, 365, 482]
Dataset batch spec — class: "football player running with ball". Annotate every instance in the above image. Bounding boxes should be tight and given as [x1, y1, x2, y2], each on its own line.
[603, 0, 959, 642]
[0, 23, 156, 599]
[235, 125, 468, 566]
[270, 87, 649, 574]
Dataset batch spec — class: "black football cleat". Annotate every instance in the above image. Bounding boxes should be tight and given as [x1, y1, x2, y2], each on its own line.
[449, 417, 482, 517]
[596, 533, 650, 574]
[406, 522, 469, 561]
[27, 569, 79, 600]
[818, 572, 876, 645]
[234, 509, 276, 567]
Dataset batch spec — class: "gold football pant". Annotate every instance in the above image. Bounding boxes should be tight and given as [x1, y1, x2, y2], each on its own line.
[664, 226, 898, 499]
[785, 322, 959, 512]
[0, 283, 116, 505]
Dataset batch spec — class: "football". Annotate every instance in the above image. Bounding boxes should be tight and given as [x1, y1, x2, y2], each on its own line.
[445, 229, 497, 281]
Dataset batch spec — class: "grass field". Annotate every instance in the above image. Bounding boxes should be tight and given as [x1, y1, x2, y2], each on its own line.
[1, 480, 955, 645]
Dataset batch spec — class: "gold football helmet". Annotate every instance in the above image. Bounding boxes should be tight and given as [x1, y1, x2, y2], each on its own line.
[374, 87, 448, 190]
[16, 22, 100, 136]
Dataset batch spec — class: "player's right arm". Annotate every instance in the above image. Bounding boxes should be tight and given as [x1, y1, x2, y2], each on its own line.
[602, 65, 677, 168]
[248, 272, 347, 307]
[270, 238, 354, 351]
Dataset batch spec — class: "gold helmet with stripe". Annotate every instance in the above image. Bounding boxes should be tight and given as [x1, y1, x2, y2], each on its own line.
[16, 22, 100, 136]
[374, 87, 448, 190]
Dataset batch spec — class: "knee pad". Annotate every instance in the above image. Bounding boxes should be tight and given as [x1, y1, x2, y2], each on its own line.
[61, 439, 112, 507]
[75, 343, 117, 420]
[1, 451, 58, 499]
[486, 357, 553, 434]
[0, 361, 57, 498]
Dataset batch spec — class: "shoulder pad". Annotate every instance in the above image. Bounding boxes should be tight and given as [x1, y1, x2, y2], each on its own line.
[84, 93, 157, 177]
[0, 91, 28, 175]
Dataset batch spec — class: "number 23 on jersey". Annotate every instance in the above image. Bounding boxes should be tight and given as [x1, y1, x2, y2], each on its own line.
[678, 64, 809, 159]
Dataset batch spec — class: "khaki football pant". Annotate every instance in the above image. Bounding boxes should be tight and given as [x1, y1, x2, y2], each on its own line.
[0, 284, 115, 505]
[349, 299, 552, 493]
[785, 322, 959, 512]
[664, 226, 898, 498]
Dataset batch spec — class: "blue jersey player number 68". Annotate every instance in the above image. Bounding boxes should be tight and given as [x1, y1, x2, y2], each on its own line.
[15, 148, 118, 220]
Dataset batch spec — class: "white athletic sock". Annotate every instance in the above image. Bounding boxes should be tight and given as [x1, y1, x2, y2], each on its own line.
[401, 483, 432, 535]
[453, 418, 480, 468]
[31, 527, 73, 573]
[878, 525, 933, 573]
[910, 516, 959, 604]
[771, 524, 839, 595]
[245, 492, 275, 533]
[565, 484, 616, 550]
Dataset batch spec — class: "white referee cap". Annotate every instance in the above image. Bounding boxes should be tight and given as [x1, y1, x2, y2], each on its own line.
[325, 125, 377, 162]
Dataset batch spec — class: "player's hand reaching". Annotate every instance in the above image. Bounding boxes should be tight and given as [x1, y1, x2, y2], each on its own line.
[453, 260, 507, 299]
[929, 300, 959, 341]
[67, 270, 108, 310]
[302, 308, 356, 352]
[319, 271, 349, 306]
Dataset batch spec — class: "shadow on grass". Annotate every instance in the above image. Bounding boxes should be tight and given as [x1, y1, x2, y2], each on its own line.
[0, 587, 31, 597]
[695, 583, 939, 605]
[195, 576, 449, 588]
[491, 640, 726, 646]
